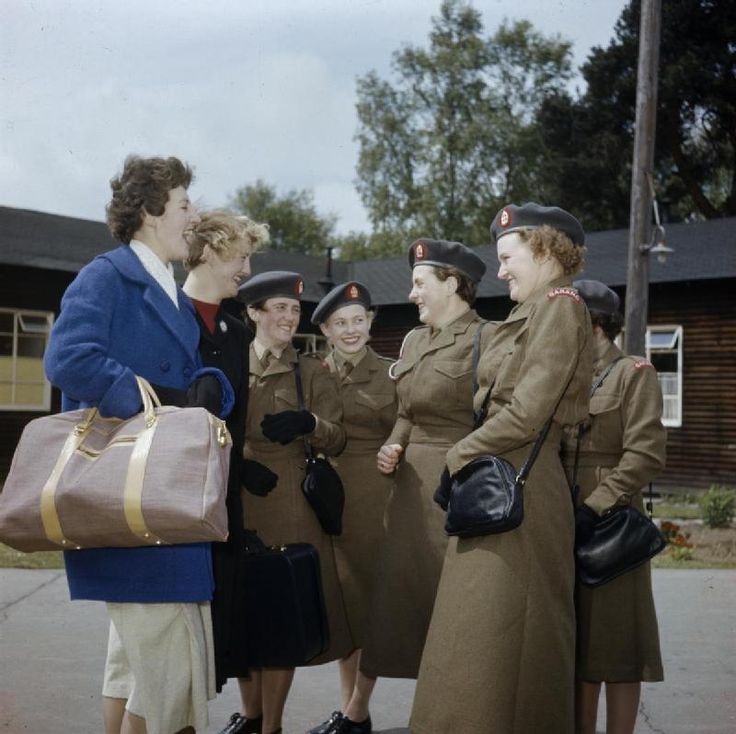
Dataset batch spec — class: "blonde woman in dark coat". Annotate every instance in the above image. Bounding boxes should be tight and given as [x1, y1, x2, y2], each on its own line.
[411, 204, 593, 734]
[564, 280, 665, 734]
[232, 271, 351, 734]
[305, 282, 397, 734]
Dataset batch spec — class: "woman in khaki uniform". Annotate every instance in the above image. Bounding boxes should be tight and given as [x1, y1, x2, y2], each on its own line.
[411, 204, 593, 734]
[305, 282, 397, 734]
[234, 271, 351, 734]
[564, 279, 665, 734]
[338, 240, 490, 734]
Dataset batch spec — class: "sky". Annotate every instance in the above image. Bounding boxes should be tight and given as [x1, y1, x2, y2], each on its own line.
[1, 0, 630, 235]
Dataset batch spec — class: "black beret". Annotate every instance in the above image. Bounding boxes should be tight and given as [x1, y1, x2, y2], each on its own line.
[237, 270, 304, 305]
[408, 238, 486, 284]
[573, 279, 621, 316]
[490, 202, 585, 246]
[311, 281, 372, 325]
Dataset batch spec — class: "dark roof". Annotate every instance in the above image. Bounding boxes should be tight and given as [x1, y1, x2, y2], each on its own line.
[1, 206, 734, 304]
[0, 206, 116, 272]
[352, 217, 736, 304]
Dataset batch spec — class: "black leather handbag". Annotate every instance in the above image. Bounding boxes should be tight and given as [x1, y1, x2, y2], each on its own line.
[570, 358, 666, 586]
[445, 422, 551, 538]
[294, 360, 345, 535]
[234, 530, 329, 667]
[444, 323, 560, 538]
[575, 501, 666, 587]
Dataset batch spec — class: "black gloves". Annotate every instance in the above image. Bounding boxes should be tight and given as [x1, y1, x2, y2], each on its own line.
[575, 504, 600, 545]
[433, 466, 453, 511]
[241, 459, 278, 497]
[149, 383, 187, 407]
[261, 410, 316, 445]
[187, 374, 222, 416]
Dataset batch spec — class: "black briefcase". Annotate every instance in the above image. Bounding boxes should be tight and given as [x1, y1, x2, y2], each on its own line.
[233, 531, 329, 668]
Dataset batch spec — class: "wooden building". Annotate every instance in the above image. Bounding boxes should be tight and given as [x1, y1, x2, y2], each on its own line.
[1, 205, 734, 490]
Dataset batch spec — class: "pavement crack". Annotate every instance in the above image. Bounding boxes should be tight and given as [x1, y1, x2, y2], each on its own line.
[0, 572, 64, 615]
[638, 700, 667, 734]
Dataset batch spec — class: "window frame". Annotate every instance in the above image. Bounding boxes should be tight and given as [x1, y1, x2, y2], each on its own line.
[646, 324, 683, 428]
[0, 307, 54, 412]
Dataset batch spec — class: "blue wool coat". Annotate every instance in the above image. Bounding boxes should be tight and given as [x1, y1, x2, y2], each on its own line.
[44, 245, 219, 603]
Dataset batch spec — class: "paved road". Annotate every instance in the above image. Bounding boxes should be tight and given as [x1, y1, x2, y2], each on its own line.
[1, 568, 734, 733]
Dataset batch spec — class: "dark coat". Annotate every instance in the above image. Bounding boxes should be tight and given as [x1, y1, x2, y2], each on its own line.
[194, 306, 252, 690]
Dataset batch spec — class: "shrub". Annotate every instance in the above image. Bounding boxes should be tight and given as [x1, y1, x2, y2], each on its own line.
[699, 485, 736, 529]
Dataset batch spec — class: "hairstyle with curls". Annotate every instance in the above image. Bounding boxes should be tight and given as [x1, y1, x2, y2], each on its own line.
[106, 155, 193, 244]
[432, 266, 478, 305]
[591, 311, 624, 342]
[185, 209, 270, 270]
[518, 225, 586, 275]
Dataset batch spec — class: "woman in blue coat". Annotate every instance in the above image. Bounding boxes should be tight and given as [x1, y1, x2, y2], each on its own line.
[44, 155, 232, 734]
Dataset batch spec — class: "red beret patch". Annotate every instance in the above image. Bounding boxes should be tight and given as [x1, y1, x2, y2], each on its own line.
[415, 242, 426, 260]
[500, 207, 512, 228]
[634, 359, 654, 369]
[547, 287, 581, 303]
[295, 279, 304, 295]
[347, 284, 359, 300]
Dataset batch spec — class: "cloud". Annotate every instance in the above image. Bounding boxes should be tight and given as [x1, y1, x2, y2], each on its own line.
[1, 0, 628, 234]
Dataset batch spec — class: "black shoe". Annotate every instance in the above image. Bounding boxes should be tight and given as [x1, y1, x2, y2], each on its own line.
[334, 716, 372, 734]
[218, 713, 248, 734]
[306, 711, 344, 734]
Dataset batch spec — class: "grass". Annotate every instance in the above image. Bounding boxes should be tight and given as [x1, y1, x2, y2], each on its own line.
[653, 501, 701, 521]
[652, 553, 736, 570]
[0, 543, 64, 569]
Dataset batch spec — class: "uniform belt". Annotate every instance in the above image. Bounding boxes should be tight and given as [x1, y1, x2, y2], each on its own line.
[409, 425, 473, 445]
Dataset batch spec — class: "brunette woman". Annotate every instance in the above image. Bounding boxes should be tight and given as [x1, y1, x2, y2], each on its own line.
[235, 271, 351, 734]
[44, 155, 232, 734]
[331, 241, 489, 734]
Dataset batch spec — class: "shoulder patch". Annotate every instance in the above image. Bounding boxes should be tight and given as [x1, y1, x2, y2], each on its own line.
[633, 358, 655, 370]
[547, 287, 581, 304]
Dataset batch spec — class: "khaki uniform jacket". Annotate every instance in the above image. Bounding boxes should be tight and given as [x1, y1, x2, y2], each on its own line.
[562, 341, 665, 682]
[412, 277, 592, 734]
[361, 309, 495, 679]
[326, 347, 397, 648]
[242, 343, 352, 664]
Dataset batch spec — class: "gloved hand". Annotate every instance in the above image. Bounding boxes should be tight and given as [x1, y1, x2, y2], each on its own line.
[575, 503, 599, 545]
[433, 466, 453, 511]
[241, 459, 278, 497]
[187, 374, 222, 415]
[260, 410, 316, 445]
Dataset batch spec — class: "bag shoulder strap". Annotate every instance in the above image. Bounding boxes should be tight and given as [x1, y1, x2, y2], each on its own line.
[293, 358, 315, 461]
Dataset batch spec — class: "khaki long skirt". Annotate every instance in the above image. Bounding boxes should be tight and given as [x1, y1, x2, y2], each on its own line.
[411, 439, 575, 734]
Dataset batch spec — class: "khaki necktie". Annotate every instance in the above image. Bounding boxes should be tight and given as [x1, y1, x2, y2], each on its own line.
[339, 361, 354, 381]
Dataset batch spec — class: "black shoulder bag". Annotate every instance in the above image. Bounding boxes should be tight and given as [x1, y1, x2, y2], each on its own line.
[573, 358, 666, 586]
[444, 324, 570, 538]
[294, 359, 345, 536]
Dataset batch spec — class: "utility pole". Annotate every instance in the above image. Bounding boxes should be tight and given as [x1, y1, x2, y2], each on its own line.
[624, 0, 662, 356]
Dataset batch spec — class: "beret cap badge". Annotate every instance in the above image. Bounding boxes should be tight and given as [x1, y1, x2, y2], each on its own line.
[415, 242, 426, 260]
[500, 208, 511, 227]
[347, 284, 359, 300]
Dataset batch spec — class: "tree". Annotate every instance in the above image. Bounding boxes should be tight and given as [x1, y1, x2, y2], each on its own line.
[229, 180, 337, 255]
[537, 0, 735, 229]
[355, 0, 573, 250]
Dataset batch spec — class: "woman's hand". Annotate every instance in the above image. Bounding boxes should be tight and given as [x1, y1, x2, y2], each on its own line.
[377, 443, 403, 474]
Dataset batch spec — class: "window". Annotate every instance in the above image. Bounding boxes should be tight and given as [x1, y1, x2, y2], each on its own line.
[293, 332, 329, 357]
[646, 325, 683, 428]
[0, 308, 54, 411]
